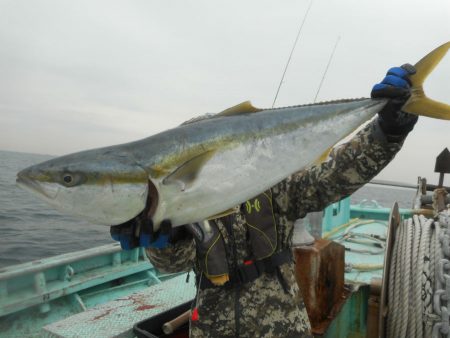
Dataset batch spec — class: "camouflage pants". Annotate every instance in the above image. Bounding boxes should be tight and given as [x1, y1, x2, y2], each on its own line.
[189, 262, 312, 337]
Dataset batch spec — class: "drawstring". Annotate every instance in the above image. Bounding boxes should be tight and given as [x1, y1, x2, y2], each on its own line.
[191, 272, 203, 323]
[276, 266, 290, 294]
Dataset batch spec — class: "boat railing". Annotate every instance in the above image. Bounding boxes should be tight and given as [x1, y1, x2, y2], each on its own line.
[0, 243, 164, 317]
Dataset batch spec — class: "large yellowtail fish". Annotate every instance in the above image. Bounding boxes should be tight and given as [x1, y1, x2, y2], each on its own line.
[16, 42, 450, 229]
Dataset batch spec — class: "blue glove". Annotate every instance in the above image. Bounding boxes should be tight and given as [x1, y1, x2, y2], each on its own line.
[110, 216, 171, 250]
[371, 64, 418, 137]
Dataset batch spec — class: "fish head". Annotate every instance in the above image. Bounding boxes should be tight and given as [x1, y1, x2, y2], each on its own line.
[16, 148, 149, 225]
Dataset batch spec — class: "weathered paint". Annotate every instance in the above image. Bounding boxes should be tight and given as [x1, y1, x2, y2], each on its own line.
[322, 286, 370, 338]
[294, 239, 346, 335]
[0, 244, 185, 338]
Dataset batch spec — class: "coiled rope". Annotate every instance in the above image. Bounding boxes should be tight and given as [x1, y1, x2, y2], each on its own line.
[386, 214, 440, 338]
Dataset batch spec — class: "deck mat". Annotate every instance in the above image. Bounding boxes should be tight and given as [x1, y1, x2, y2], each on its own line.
[42, 274, 195, 338]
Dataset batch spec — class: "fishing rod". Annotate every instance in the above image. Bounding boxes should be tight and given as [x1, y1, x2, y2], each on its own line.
[314, 35, 341, 103]
[272, 0, 313, 108]
[369, 179, 450, 193]
[369, 179, 417, 190]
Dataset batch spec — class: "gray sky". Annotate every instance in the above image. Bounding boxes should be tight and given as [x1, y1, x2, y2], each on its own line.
[1, 0, 449, 184]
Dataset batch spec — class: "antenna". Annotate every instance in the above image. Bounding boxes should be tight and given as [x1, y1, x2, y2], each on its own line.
[272, 0, 313, 108]
[314, 36, 341, 103]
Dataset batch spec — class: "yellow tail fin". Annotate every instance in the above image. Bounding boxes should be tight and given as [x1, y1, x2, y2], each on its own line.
[403, 41, 450, 120]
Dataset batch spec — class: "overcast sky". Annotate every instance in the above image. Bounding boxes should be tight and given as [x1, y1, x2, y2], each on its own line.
[1, 0, 449, 184]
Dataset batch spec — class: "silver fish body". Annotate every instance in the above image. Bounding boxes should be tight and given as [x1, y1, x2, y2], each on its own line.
[140, 99, 386, 228]
[17, 98, 385, 228]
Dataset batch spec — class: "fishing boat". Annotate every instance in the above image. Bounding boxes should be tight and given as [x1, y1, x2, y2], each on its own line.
[1, 149, 449, 338]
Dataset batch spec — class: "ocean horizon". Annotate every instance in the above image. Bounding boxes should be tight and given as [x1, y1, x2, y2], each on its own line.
[0, 150, 112, 268]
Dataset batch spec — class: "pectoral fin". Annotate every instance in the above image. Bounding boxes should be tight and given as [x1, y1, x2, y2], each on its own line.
[163, 150, 216, 190]
[313, 146, 333, 165]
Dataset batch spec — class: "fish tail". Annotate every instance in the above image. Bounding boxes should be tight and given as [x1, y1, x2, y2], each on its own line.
[402, 41, 450, 120]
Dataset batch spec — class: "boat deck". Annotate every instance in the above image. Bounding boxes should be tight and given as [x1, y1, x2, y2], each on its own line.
[42, 274, 195, 338]
[0, 197, 415, 337]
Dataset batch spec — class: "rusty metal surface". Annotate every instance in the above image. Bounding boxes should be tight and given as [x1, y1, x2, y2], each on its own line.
[367, 295, 380, 338]
[367, 278, 382, 338]
[370, 277, 382, 297]
[293, 239, 345, 334]
[433, 188, 449, 213]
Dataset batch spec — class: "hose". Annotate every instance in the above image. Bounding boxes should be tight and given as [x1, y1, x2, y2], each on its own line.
[322, 218, 363, 240]
[325, 219, 387, 255]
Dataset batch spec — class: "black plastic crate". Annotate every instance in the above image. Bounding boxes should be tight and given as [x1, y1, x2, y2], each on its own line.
[133, 300, 192, 338]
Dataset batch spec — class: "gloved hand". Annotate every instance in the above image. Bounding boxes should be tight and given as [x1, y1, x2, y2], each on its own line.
[371, 64, 419, 137]
[110, 215, 172, 250]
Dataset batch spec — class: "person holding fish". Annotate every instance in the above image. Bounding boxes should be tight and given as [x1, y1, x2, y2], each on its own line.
[110, 64, 419, 337]
[15, 42, 450, 337]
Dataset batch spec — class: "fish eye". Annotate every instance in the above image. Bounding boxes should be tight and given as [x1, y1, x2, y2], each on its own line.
[61, 173, 78, 187]
[63, 175, 73, 184]
[58, 172, 86, 187]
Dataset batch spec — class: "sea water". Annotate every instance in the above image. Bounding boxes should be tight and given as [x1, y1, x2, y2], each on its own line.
[0, 150, 111, 267]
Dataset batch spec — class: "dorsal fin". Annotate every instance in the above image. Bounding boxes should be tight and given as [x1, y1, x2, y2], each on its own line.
[217, 101, 262, 117]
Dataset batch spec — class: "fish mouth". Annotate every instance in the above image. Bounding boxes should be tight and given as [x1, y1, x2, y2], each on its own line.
[16, 172, 58, 200]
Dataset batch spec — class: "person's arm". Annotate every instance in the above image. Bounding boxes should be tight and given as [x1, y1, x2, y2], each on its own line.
[281, 119, 402, 218]
[277, 64, 418, 220]
[145, 226, 196, 274]
[110, 217, 196, 274]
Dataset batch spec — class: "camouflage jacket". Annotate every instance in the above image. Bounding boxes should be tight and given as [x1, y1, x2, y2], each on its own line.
[146, 118, 406, 337]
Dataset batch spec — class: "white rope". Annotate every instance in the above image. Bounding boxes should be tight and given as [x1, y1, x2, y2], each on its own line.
[434, 223, 443, 312]
[400, 218, 412, 337]
[387, 212, 446, 338]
